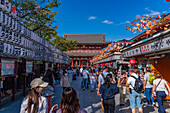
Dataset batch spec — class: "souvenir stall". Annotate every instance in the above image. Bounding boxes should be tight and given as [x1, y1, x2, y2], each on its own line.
[122, 28, 170, 99]
[0, 1, 70, 105]
[91, 40, 133, 74]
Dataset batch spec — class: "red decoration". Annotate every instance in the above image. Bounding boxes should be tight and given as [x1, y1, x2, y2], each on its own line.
[110, 62, 113, 65]
[129, 59, 135, 65]
[105, 63, 108, 66]
[12, 6, 15, 13]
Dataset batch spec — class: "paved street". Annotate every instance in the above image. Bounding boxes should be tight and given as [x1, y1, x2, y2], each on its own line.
[1, 76, 170, 113]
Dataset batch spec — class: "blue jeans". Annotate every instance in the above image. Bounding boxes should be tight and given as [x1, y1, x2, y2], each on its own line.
[90, 78, 96, 91]
[82, 78, 88, 89]
[69, 75, 72, 83]
[145, 88, 155, 104]
[129, 90, 142, 109]
[156, 91, 167, 113]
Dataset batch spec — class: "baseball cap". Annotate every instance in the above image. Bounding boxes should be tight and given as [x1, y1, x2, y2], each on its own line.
[30, 78, 48, 89]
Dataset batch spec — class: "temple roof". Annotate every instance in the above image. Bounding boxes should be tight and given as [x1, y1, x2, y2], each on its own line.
[64, 34, 110, 44]
[66, 52, 100, 57]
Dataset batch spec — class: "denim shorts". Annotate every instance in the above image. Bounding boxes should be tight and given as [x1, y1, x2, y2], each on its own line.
[129, 90, 142, 109]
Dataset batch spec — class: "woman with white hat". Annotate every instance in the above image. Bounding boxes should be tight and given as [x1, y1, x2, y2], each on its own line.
[20, 78, 49, 113]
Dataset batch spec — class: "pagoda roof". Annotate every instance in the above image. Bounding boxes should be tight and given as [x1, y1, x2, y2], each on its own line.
[66, 52, 100, 57]
[64, 34, 111, 44]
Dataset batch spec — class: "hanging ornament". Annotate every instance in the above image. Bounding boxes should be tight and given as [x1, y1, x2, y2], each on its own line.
[129, 59, 135, 65]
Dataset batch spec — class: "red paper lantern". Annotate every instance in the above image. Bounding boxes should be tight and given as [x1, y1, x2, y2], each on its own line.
[129, 59, 135, 65]
[110, 62, 113, 65]
[105, 63, 108, 66]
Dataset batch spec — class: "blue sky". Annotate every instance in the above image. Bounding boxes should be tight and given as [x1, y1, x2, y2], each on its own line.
[55, 0, 170, 41]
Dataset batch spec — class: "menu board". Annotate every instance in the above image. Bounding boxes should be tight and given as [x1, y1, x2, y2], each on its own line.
[1, 60, 15, 75]
[26, 61, 33, 73]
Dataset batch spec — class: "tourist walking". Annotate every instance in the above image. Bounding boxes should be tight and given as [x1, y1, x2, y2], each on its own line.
[143, 67, 155, 105]
[20, 78, 48, 113]
[152, 73, 170, 113]
[117, 72, 128, 106]
[126, 69, 143, 113]
[80, 67, 83, 76]
[97, 66, 109, 113]
[99, 75, 119, 113]
[50, 87, 87, 113]
[67, 67, 73, 84]
[61, 70, 70, 90]
[82, 67, 89, 90]
[90, 69, 97, 92]
[43, 65, 55, 113]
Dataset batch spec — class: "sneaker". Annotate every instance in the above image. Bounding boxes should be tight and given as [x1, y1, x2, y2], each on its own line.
[152, 102, 156, 106]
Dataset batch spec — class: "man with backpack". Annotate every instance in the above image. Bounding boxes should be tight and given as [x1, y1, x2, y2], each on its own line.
[143, 67, 155, 106]
[97, 66, 109, 113]
[126, 69, 143, 113]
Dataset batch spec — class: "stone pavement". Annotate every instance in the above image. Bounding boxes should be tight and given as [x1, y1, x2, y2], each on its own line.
[0, 76, 170, 113]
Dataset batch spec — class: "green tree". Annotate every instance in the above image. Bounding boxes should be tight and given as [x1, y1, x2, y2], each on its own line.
[51, 35, 77, 51]
[9, 0, 77, 50]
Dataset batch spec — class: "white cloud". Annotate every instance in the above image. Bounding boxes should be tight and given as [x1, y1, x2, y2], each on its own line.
[145, 7, 160, 16]
[88, 16, 96, 20]
[102, 20, 113, 24]
[162, 11, 167, 14]
[120, 21, 130, 24]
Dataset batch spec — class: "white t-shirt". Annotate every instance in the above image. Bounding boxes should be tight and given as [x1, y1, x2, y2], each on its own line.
[144, 72, 153, 88]
[127, 73, 139, 89]
[153, 78, 168, 95]
[82, 70, 89, 78]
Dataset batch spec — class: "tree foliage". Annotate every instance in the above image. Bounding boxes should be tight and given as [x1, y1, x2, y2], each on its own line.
[51, 35, 77, 51]
[126, 14, 170, 38]
[9, 0, 77, 51]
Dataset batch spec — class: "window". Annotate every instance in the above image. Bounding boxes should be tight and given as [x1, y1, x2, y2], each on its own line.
[26, 62, 33, 73]
[1, 60, 15, 75]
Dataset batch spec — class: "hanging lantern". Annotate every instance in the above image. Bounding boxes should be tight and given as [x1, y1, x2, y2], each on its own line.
[105, 63, 108, 66]
[129, 59, 135, 65]
[110, 62, 113, 65]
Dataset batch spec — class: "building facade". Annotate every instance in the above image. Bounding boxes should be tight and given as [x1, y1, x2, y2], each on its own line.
[64, 34, 110, 67]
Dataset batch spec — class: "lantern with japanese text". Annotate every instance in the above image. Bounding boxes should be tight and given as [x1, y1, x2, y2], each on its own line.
[129, 59, 135, 65]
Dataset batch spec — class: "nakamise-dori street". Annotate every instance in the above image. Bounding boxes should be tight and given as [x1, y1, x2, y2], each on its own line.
[0, 0, 170, 113]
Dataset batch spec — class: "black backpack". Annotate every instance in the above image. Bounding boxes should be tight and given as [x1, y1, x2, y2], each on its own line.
[131, 76, 143, 92]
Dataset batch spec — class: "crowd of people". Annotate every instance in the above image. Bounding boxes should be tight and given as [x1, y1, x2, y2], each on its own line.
[19, 64, 170, 113]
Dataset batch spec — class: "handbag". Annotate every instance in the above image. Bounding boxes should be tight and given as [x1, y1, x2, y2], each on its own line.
[154, 79, 162, 96]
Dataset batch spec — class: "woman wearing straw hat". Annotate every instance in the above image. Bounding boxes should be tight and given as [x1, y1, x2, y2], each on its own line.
[20, 78, 49, 113]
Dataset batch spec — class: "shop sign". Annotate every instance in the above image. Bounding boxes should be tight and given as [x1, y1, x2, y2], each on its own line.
[141, 36, 170, 54]
[123, 36, 170, 57]
[123, 47, 141, 57]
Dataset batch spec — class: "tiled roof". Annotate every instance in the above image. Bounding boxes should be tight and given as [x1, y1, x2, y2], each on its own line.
[64, 34, 110, 44]
[66, 52, 100, 56]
